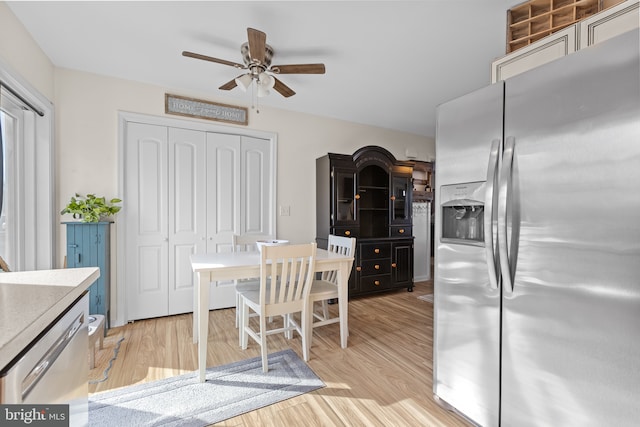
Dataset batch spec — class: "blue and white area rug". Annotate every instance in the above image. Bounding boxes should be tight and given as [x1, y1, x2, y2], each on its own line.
[89, 349, 324, 427]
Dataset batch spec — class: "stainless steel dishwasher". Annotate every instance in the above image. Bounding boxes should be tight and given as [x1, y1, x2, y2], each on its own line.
[1, 292, 89, 427]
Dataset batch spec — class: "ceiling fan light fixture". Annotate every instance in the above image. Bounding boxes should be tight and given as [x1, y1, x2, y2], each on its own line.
[258, 73, 275, 90]
[257, 84, 271, 98]
[235, 73, 253, 92]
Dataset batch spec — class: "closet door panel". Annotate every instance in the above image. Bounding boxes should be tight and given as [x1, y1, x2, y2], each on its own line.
[213, 147, 237, 235]
[172, 243, 198, 297]
[125, 122, 169, 320]
[241, 136, 272, 236]
[206, 133, 241, 250]
[168, 127, 206, 314]
[138, 140, 165, 234]
[138, 246, 164, 293]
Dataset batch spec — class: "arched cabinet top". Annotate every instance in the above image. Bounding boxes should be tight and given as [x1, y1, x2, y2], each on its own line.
[352, 146, 397, 171]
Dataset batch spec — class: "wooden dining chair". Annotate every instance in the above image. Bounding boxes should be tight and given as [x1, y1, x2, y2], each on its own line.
[238, 242, 317, 372]
[306, 235, 356, 353]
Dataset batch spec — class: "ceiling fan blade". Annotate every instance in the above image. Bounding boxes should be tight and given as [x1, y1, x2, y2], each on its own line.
[182, 51, 245, 69]
[273, 77, 296, 98]
[219, 78, 239, 91]
[247, 28, 267, 65]
[270, 64, 326, 74]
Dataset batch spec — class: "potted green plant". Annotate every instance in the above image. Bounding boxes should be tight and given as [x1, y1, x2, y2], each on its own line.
[61, 193, 122, 223]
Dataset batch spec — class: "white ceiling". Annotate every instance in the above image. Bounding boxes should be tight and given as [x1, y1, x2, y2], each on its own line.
[7, 1, 516, 138]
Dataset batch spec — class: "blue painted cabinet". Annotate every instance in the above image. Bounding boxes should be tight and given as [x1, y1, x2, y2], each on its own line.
[65, 222, 111, 328]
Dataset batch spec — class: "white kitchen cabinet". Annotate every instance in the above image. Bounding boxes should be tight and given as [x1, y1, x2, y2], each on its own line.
[579, 0, 639, 48]
[123, 120, 275, 321]
[491, 26, 577, 83]
[492, 0, 638, 83]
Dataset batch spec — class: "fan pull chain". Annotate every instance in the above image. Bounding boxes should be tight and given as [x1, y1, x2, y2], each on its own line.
[251, 78, 261, 114]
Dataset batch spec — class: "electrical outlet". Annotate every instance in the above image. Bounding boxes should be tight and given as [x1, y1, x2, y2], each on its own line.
[279, 205, 290, 216]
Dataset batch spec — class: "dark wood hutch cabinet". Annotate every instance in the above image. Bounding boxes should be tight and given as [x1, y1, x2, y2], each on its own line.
[316, 146, 414, 296]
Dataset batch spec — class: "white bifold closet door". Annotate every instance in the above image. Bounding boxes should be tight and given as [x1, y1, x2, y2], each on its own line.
[124, 122, 272, 321]
[205, 133, 273, 309]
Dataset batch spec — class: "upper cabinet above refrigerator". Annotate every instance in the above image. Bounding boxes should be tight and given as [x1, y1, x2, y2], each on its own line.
[579, 0, 639, 47]
[491, 0, 639, 83]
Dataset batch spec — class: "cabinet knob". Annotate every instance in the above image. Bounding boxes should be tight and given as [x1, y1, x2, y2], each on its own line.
[355, 194, 360, 200]
[374, 248, 380, 254]
[356, 266, 361, 272]
[399, 229, 405, 234]
[345, 230, 351, 236]
[390, 195, 396, 201]
[374, 280, 380, 286]
[374, 264, 380, 270]
[392, 263, 397, 268]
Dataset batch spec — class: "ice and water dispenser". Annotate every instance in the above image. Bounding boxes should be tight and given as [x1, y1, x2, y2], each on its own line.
[440, 181, 485, 246]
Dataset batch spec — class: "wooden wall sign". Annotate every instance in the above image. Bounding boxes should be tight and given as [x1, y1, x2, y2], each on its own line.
[165, 93, 248, 125]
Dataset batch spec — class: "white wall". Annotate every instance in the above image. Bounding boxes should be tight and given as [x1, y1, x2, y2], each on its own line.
[0, 2, 54, 100]
[54, 67, 434, 261]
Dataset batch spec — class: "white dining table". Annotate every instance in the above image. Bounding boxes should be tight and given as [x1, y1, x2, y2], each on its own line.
[190, 248, 354, 382]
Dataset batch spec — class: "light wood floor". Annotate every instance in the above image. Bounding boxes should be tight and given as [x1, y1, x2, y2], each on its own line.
[89, 280, 471, 426]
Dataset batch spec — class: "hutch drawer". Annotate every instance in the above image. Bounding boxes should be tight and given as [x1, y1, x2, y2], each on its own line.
[359, 259, 392, 276]
[359, 242, 391, 259]
[359, 274, 392, 292]
[390, 226, 412, 237]
[331, 226, 359, 238]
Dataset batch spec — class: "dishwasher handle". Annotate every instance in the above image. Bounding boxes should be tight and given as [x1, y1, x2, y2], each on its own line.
[21, 312, 84, 400]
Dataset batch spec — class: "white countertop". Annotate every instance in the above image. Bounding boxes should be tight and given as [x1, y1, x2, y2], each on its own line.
[0, 267, 100, 370]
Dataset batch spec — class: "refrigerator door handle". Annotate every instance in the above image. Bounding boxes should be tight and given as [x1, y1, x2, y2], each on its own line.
[498, 136, 515, 293]
[484, 138, 501, 290]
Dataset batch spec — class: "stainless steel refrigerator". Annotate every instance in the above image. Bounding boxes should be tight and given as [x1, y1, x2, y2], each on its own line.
[433, 29, 640, 427]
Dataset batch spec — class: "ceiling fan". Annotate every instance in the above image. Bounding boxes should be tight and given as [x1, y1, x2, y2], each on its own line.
[182, 28, 325, 98]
